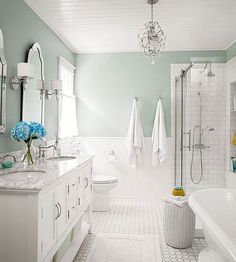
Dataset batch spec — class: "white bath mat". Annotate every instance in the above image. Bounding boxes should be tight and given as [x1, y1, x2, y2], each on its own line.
[86, 233, 161, 262]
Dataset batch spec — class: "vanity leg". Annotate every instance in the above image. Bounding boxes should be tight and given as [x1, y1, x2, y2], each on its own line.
[88, 202, 92, 234]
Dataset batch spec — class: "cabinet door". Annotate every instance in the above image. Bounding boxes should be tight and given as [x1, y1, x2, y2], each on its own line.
[55, 180, 68, 239]
[39, 190, 57, 259]
[67, 174, 77, 222]
[83, 163, 92, 204]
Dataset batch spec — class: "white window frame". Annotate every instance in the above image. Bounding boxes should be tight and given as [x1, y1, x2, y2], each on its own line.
[58, 56, 76, 95]
[57, 57, 78, 139]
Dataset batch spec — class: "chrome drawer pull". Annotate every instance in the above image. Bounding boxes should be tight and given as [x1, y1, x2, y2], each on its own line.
[57, 202, 62, 218]
[55, 204, 60, 220]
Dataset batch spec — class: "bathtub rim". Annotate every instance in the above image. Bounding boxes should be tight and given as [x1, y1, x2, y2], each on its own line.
[188, 188, 236, 261]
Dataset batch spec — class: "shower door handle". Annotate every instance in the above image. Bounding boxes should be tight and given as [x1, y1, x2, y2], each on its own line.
[188, 129, 191, 151]
[182, 129, 191, 151]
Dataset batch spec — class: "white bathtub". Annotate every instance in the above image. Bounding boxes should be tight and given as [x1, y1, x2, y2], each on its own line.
[189, 189, 236, 262]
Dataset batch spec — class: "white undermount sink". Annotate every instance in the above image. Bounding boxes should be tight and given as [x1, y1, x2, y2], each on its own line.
[46, 156, 76, 161]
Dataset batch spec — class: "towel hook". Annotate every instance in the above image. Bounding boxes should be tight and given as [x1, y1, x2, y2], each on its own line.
[157, 89, 162, 101]
[134, 89, 139, 101]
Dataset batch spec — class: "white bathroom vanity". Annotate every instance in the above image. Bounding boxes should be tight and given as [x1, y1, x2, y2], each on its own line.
[0, 154, 93, 262]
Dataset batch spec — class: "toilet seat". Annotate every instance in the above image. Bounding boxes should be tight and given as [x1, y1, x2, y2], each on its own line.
[93, 175, 118, 184]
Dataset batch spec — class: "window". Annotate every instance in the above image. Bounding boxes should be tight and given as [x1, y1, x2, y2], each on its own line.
[58, 57, 78, 139]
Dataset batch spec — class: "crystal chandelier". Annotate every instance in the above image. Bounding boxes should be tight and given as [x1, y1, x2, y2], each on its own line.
[138, 0, 166, 64]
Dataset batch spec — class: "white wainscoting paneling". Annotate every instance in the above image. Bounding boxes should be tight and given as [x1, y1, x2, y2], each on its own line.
[78, 137, 172, 199]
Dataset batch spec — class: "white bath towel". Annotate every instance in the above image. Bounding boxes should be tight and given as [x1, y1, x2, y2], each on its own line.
[126, 99, 144, 168]
[152, 99, 168, 167]
[163, 196, 189, 207]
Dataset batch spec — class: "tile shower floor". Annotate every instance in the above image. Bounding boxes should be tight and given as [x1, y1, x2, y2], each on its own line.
[74, 199, 207, 262]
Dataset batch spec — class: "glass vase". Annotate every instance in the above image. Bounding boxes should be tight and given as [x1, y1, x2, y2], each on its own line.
[22, 142, 36, 166]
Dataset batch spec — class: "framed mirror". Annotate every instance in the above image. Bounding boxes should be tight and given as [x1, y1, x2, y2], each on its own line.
[0, 28, 7, 133]
[22, 43, 45, 124]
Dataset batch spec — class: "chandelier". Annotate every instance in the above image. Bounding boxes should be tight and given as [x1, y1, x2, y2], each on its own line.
[138, 0, 166, 64]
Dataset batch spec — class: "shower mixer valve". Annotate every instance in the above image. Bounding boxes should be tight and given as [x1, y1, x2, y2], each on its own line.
[181, 129, 191, 151]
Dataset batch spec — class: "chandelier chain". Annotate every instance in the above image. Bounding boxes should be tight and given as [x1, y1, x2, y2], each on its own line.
[151, 3, 153, 22]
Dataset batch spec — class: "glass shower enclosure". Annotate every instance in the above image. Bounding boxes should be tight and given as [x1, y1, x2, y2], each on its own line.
[174, 61, 225, 192]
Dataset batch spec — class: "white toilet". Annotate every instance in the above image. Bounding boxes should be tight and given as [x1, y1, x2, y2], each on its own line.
[93, 175, 118, 212]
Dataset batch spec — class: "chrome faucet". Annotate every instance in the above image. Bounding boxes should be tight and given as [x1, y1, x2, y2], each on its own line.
[0, 154, 17, 163]
[38, 144, 57, 158]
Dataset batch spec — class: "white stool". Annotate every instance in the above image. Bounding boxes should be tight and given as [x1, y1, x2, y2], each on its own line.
[163, 200, 196, 248]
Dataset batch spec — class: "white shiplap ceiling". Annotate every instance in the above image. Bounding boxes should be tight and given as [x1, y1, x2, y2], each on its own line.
[24, 0, 236, 53]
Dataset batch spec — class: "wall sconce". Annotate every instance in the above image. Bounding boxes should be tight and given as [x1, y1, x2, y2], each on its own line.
[11, 63, 34, 90]
[2, 64, 7, 91]
[2, 75, 7, 91]
[37, 80, 47, 98]
[45, 80, 62, 99]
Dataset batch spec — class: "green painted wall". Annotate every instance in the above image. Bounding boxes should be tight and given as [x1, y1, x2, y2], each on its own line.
[227, 41, 236, 61]
[75, 51, 226, 137]
[0, 0, 74, 153]
[0, 0, 235, 152]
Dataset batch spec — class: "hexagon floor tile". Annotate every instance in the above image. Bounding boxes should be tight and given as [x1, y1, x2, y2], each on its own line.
[74, 199, 207, 262]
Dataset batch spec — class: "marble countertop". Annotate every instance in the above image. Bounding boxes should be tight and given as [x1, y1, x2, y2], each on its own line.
[0, 154, 93, 191]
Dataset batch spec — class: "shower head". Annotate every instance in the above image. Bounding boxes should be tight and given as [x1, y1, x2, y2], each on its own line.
[206, 63, 215, 78]
[205, 126, 214, 132]
[199, 126, 215, 135]
[207, 70, 215, 78]
[201, 126, 214, 134]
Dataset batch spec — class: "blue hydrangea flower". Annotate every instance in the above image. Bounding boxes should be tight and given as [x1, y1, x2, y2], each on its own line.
[29, 122, 46, 139]
[11, 121, 47, 143]
[11, 121, 31, 141]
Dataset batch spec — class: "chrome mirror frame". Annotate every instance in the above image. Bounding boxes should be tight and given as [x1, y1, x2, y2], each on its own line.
[0, 28, 7, 134]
